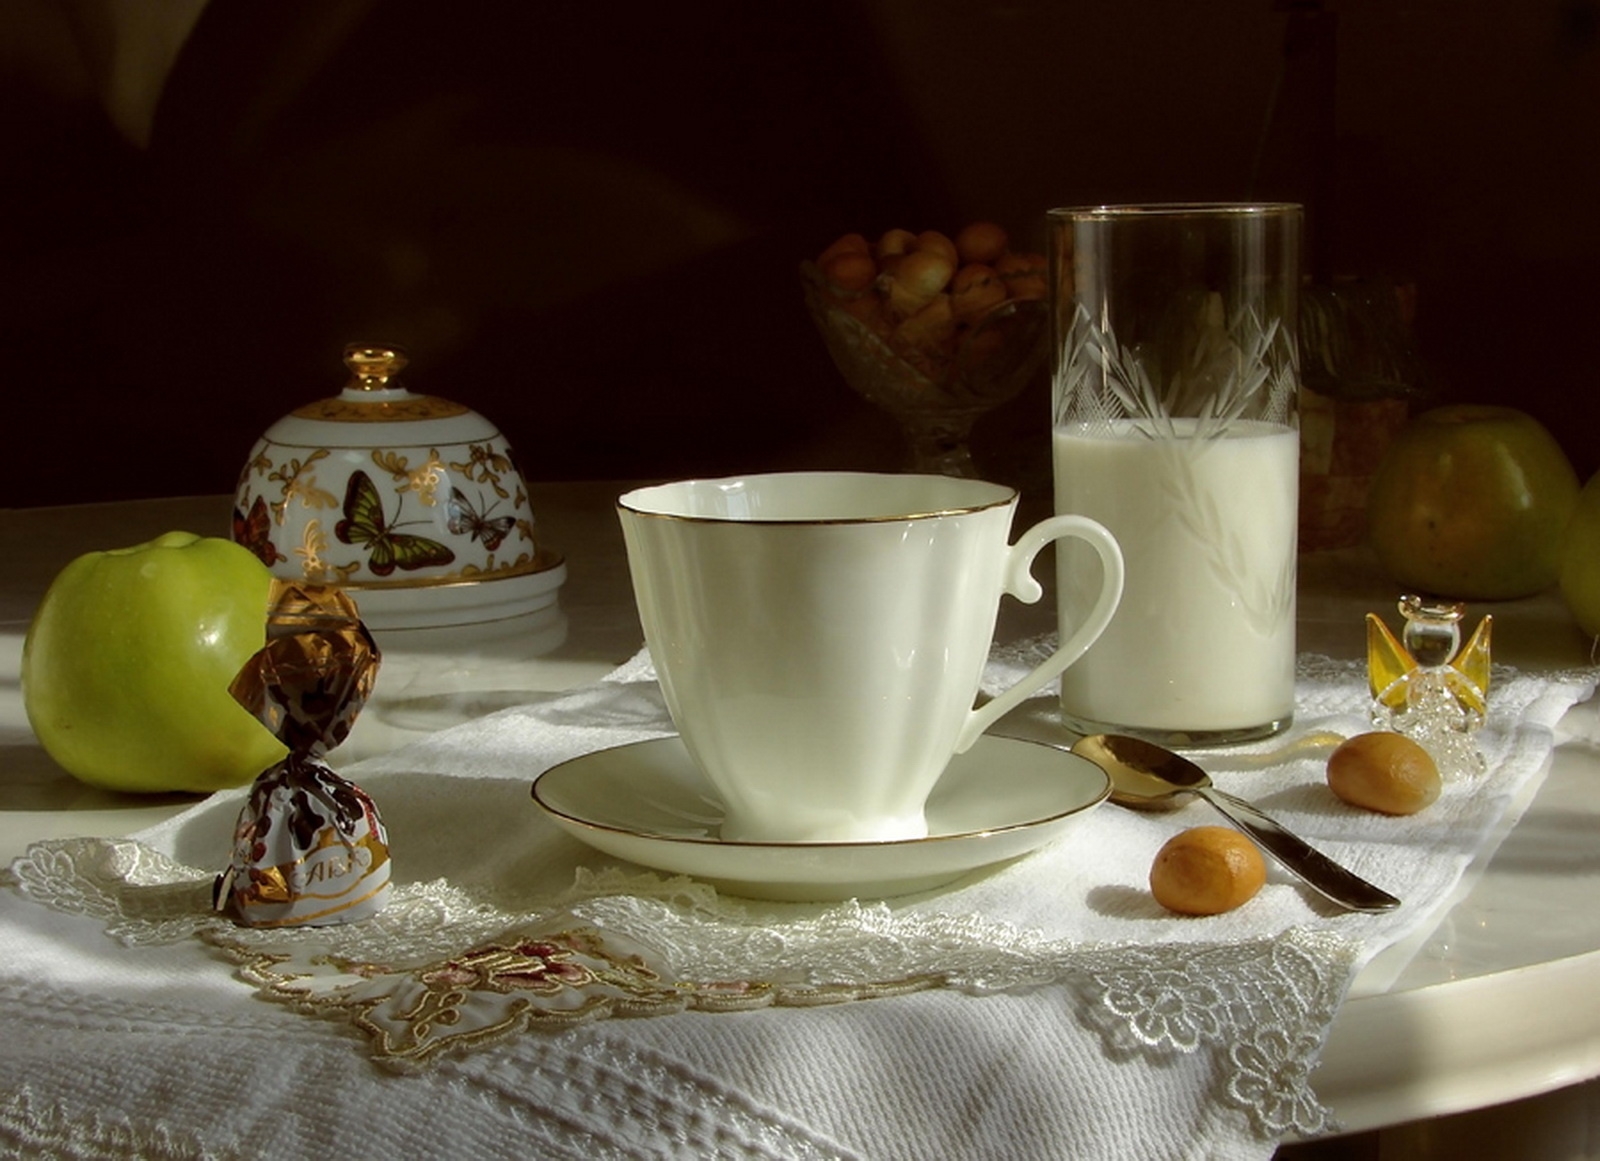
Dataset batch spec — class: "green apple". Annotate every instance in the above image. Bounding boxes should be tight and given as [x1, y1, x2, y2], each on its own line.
[1367, 404, 1579, 600]
[22, 531, 287, 793]
[1560, 470, 1600, 639]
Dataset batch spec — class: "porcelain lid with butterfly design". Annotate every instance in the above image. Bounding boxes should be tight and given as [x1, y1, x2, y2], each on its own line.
[231, 345, 565, 632]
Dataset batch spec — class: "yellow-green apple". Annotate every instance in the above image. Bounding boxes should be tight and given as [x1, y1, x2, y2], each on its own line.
[1367, 404, 1579, 600]
[22, 532, 286, 793]
[1560, 470, 1600, 638]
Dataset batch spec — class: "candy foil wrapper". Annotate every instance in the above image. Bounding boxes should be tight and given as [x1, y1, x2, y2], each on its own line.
[214, 582, 391, 927]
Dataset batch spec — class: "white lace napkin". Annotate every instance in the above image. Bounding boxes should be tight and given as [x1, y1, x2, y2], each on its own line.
[1, 647, 1592, 1161]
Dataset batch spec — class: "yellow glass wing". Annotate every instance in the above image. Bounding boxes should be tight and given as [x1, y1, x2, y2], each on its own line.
[1366, 613, 1415, 709]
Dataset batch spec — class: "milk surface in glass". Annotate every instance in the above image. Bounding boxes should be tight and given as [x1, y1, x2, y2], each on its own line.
[1054, 417, 1298, 736]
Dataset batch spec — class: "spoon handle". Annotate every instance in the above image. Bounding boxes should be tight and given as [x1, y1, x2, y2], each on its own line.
[1196, 787, 1402, 913]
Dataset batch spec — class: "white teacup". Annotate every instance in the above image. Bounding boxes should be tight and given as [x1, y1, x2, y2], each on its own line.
[618, 472, 1123, 844]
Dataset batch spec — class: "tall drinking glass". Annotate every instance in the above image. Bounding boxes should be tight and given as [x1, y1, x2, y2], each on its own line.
[1050, 204, 1301, 745]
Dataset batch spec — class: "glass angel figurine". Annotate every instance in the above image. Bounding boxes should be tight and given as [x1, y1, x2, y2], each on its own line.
[1367, 595, 1491, 779]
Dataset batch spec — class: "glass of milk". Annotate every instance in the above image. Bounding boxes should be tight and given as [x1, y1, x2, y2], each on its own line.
[1049, 204, 1302, 745]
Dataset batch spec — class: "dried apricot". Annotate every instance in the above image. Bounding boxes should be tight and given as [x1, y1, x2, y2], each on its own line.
[820, 250, 877, 294]
[817, 233, 869, 265]
[882, 249, 955, 318]
[955, 220, 1008, 264]
[916, 229, 959, 266]
[1149, 826, 1266, 915]
[873, 227, 918, 262]
[950, 262, 1006, 321]
[1326, 732, 1440, 815]
[994, 251, 1047, 300]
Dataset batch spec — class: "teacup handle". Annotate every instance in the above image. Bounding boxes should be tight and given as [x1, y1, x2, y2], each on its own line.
[954, 515, 1124, 753]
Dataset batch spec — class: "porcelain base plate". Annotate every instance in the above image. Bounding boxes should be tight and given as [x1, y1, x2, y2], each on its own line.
[531, 734, 1110, 901]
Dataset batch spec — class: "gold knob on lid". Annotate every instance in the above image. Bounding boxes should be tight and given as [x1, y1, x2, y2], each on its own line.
[343, 344, 409, 391]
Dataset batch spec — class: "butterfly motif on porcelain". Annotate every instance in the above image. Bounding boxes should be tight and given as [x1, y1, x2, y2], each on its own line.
[446, 487, 517, 552]
[335, 470, 456, 577]
[233, 494, 286, 567]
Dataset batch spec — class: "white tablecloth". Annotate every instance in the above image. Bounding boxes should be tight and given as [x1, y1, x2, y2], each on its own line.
[2, 646, 1593, 1160]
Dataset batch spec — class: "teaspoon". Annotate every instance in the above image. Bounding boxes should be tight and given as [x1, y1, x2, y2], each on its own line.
[1071, 733, 1401, 913]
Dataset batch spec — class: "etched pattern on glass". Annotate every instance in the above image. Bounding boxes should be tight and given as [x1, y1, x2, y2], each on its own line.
[1053, 297, 1299, 641]
[1053, 297, 1298, 437]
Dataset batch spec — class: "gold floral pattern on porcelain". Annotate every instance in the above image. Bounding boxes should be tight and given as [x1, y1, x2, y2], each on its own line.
[290, 395, 471, 422]
[234, 439, 551, 588]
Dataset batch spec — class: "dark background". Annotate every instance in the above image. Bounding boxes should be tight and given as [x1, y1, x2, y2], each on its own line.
[4, 0, 1597, 508]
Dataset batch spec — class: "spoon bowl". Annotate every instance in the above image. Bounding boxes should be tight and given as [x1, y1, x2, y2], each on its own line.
[1071, 733, 1401, 913]
[1073, 733, 1212, 808]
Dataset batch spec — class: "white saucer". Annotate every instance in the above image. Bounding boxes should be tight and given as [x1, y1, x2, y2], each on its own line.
[530, 734, 1110, 901]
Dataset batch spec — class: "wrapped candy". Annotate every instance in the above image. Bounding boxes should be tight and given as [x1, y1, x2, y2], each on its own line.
[213, 582, 390, 927]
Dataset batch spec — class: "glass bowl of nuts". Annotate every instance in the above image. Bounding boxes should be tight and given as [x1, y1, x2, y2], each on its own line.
[801, 222, 1048, 477]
